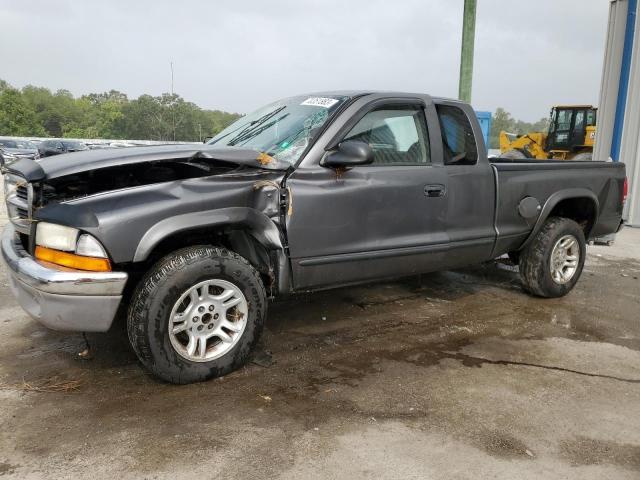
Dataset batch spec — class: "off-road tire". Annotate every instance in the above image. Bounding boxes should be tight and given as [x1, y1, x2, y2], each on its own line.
[519, 217, 586, 298]
[127, 246, 267, 384]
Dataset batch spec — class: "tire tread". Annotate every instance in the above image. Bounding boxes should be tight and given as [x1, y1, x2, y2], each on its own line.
[519, 216, 585, 298]
[127, 245, 266, 384]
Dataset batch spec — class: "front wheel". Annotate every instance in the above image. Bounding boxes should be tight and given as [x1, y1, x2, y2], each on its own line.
[519, 217, 586, 298]
[127, 246, 267, 384]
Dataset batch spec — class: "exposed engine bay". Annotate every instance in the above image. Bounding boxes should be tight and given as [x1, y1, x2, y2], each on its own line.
[40, 159, 239, 204]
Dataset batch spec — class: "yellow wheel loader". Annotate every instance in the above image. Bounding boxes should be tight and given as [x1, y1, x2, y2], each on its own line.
[499, 105, 596, 160]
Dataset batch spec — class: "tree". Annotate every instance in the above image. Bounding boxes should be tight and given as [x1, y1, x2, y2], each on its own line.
[0, 87, 46, 136]
[0, 78, 240, 141]
[489, 108, 513, 149]
[489, 107, 551, 149]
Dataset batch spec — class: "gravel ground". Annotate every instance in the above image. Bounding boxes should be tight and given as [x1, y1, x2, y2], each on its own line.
[0, 182, 638, 478]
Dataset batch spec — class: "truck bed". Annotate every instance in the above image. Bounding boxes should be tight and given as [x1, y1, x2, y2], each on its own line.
[490, 159, 626, 257]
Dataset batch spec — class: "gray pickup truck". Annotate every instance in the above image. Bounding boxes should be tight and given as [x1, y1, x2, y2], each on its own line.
[1, 92, 626, 384]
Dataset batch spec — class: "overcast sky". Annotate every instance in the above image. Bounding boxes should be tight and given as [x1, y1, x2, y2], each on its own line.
[0, 0, 610, 121]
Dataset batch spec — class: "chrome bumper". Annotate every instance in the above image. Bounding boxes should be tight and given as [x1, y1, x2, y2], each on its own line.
[0, 224, 128, 332]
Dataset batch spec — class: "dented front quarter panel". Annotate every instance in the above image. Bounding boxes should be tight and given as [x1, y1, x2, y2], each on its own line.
[34, 169, 287, 264]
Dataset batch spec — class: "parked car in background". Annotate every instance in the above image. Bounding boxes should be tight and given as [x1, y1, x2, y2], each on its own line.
[109, 142, 141, 148]
[87, 143, 114, 150]
[0, 139, 40, 160]
[38, 139, 88, 157]
[0, 148, 18, 164]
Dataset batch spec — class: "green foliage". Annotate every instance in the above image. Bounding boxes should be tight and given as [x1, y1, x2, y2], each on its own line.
[0, 79, 240, 141]
[489, 107, 550, 149]
[0, 87, 47, 136]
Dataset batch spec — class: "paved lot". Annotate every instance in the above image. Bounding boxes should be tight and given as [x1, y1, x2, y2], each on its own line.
[0, 211, 639, 478]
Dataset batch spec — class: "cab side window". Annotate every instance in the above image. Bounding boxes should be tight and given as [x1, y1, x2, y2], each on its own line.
[436, 104, 478, 165]
[343, 106, 431, 165]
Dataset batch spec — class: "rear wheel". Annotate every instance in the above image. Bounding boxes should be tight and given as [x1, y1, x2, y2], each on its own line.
[127, 246, 267, 384]
[519, 217, 586, 298]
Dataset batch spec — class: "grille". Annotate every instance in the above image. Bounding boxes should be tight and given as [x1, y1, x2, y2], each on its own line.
[16, 184, 28, 201]
[5, 176, 33, 235]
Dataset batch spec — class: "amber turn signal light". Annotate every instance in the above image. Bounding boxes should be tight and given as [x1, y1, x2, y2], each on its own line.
[35, 246, 112, 272]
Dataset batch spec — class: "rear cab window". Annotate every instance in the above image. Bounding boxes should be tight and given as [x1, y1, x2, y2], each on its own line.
[435, 104, 478, 165]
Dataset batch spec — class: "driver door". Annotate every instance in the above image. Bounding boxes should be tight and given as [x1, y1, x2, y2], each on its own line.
[285, 98, 449, 290]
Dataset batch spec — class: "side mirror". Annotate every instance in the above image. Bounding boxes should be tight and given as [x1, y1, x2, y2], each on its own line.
[321, 140, 374, 168]
[203, 136, 213, 144]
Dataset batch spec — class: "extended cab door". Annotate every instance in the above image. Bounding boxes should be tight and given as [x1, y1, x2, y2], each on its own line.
[434, 101, 496, 265]
[285, 95, 450, 290]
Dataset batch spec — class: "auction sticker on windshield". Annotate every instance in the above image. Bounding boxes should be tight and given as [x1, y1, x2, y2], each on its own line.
[301, 97, 339, 108]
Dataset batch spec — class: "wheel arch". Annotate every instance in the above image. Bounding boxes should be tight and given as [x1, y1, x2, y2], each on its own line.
[133, 207, 291, 294]
[520, 189, 599, 250]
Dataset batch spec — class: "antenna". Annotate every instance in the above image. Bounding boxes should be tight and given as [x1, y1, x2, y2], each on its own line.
[170, 61, 174, 95]
[170, 60, 176, 141]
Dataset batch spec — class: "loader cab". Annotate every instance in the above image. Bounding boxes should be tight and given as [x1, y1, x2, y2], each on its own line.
[546, 105, 597, 157]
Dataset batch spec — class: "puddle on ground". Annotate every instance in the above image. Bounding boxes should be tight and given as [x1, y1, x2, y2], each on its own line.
[560, 436, 640, 470]
[0, 255, 639, 477]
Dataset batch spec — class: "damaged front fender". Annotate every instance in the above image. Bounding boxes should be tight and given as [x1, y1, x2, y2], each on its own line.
[33, 167, 292, 292]
[133, 205, 292, 294]
[134, 206, 284, 262]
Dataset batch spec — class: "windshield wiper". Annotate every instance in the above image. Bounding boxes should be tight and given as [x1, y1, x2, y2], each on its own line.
[228, 113, 290, 147]
[227, 106, 287, 146]
[208, 106, 284, 145]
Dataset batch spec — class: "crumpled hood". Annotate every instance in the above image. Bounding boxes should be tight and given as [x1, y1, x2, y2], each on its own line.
[2, 144, 290, 182]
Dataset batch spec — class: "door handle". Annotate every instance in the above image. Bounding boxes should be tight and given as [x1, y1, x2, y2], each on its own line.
[424, 184, 446, 197]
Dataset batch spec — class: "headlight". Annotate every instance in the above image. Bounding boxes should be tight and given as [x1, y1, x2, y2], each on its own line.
[36, 223, 79, 251]
[35, 222, 111, 271]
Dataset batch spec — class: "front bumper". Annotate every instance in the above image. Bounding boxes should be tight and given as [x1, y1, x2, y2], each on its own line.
[0, 225, 128, 332]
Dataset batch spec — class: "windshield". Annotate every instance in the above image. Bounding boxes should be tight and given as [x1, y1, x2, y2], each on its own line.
[0, 140, 17, 148]
[207, 95, 348, 165]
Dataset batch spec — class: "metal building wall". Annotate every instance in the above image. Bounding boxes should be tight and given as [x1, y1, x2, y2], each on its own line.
[621, 1, 640, 225]
[596, 0, 640, 226]
[594, 0, 628, 163]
